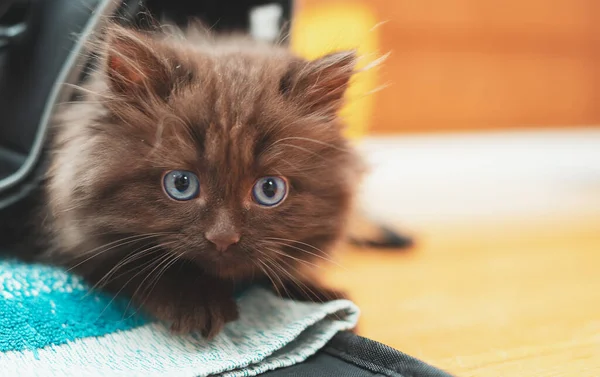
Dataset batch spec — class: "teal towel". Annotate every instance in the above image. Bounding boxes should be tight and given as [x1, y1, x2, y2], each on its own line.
[0, 260, 359, 376]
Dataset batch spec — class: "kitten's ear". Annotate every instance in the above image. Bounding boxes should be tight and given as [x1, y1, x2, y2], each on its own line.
[104, 26, 181, 99]
[281, 50, 357, 118]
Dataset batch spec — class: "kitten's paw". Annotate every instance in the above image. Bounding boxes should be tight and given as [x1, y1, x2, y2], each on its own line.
[168, 296, 239, 338]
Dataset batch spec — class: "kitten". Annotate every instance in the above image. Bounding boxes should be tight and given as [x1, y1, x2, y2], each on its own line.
[40, 22, 363, 338]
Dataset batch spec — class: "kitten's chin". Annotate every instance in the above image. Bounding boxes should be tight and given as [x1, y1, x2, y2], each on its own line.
[204, 261, 256, 280]
[212, 263, 256, 280]
[185, 252, 256, 280]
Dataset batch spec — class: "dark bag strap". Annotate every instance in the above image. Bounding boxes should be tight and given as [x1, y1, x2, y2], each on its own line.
[262, 332, 455, 377]
[0, 0, 137, 251]
[0, 0, 32, 49]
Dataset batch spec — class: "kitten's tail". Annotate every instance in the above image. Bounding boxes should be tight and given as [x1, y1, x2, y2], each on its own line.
[346, 211, 414, 250]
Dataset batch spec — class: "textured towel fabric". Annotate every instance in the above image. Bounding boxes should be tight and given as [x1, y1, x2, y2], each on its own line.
[0, 260, 359, 377]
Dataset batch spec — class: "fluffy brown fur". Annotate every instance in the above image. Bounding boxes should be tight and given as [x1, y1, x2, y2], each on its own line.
[42, 22, 363, 338]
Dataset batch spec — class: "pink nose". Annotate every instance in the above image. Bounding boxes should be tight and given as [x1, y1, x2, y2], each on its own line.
[205, 232, 240, 252]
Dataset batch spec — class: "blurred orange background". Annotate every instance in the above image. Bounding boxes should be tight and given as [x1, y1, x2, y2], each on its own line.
[292, 0, 600, 134]
[290, 2, 600, 376]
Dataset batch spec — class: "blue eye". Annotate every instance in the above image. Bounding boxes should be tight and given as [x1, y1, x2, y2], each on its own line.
[252, 176, 288, 207]
[163, 170, 200, 201]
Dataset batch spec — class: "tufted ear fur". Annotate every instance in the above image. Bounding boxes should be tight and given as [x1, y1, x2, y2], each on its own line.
[280, 50, 357, 119]
[104, 25, 187, 100]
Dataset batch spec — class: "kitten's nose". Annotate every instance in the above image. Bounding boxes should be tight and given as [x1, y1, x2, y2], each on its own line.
[205, 231, 240, 252]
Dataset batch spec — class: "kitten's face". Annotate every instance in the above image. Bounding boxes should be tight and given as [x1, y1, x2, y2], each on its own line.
[50, 26, 362, 279]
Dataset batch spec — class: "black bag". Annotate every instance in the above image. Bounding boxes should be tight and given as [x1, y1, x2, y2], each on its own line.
[0, 1, 452, 375]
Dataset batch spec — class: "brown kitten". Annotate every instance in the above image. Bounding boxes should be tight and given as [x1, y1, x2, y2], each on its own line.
[42, 22, 363, 338]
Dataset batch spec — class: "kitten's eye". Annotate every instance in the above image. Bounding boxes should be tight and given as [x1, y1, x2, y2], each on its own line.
[252, 176, 288, 207]
[163, 170, 200, 201]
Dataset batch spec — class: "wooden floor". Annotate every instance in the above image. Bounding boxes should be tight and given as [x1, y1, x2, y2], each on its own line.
[325, 212, 600, 376]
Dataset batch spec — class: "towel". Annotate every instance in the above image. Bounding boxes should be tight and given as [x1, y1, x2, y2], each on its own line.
[0, 259, 359, 377]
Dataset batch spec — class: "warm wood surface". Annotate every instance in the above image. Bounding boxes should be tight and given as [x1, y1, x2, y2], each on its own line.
[325, 213, 600, 376]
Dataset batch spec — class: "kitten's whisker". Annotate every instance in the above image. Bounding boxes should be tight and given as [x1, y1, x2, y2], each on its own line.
[264, 237, 327, 254]
[126, 249, 185, 319]
[66, 233, 169, 270]
[269, 136, 350, 153]
[277, 158, 328, 174]
[69, 232, 171, 259]
[265, 238, 346, 270]
[256, 248, 308, 301]
[268, 143, 327, 161]
[57, 100, 110, 107]
[68, 229, 174, 246]
[282, 259, 339, 303]
[117, 252, 175, 316]
[89, 241, 176, 293]
[95, 251, 171, 320]
[55, 203, 89, 213]
[269, 257, 325, 304]
[262, 246, 322, 269]
[85, 250, 151, 295]
[262, 255, 327, 304]
[138, 247, 187, 307]
[62, 83, 112, 100]
[94, 252, 159, 291]
[272, 241, 339, 266]
[262, 256, 292, 299]
[256, 255, 288, 298]
[253, 258, 280, 297]
[90, 242, 159, 283]
[126, 251, 179, 312]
